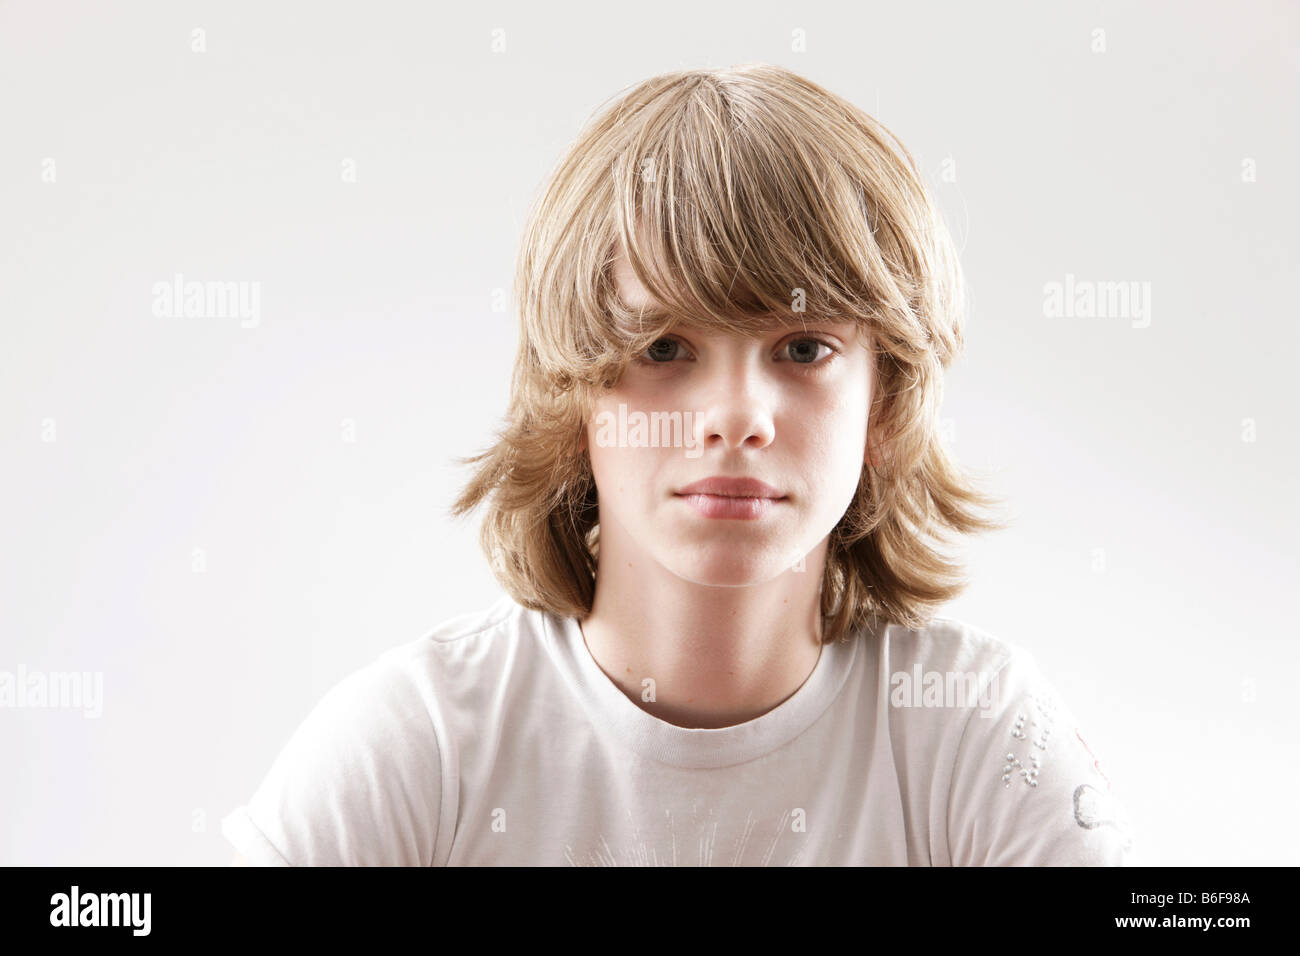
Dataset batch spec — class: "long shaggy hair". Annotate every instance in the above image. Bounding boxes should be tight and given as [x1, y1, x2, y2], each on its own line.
[451, 63, 1008, 643]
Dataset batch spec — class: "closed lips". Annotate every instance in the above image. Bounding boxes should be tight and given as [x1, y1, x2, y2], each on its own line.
[675, 478, 785, 498]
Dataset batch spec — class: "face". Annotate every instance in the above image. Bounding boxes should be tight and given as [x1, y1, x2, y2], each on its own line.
[583, 254, 874, 587]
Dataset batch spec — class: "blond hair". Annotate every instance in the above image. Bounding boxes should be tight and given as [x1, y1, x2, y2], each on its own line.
[451, 63, 1007, 642]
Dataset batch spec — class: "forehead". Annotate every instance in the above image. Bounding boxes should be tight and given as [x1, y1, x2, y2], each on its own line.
[611, 252, 863, 343]
[611, 251, 655, 310]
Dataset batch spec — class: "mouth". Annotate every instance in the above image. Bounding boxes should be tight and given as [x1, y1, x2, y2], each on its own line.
[674, 476, 786, 499]
[674, 492, 785, 520]
[673, 477, 787, 520]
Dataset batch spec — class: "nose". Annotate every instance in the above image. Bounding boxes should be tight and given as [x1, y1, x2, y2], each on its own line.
[692, 356, 776, 451]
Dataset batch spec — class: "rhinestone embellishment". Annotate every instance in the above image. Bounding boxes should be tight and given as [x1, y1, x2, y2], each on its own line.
[1001, 691, 1055, 789]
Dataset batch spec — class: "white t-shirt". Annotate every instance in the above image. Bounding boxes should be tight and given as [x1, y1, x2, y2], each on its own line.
[221, 595, 1137, 866]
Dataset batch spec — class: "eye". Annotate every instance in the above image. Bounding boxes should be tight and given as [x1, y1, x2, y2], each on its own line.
[776, 337, 838, 366]
[636, 336, 692, 364]
[631, 334, 840, 368]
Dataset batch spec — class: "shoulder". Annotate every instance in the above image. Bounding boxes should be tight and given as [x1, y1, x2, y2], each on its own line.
[333, 594, 533, 708]
[372, 595, 548, 709]
[421, 594, 523, 647]
[318, 594, 536, 766]
[377, 593, 524, 669]
[876, 613, 1029, 697]
[222, 596, 530, 866]
[891, 616, 1138, 866]
[297, 598, 519, 729]
[870, 614, 1034, 777]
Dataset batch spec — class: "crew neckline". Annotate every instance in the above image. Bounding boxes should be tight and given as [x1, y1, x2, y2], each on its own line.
[539, 606, 863, 769]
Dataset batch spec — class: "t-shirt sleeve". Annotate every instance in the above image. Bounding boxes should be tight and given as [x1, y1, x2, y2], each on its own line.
[945, 648, 1138, 866]
[221, 650, 444, 866]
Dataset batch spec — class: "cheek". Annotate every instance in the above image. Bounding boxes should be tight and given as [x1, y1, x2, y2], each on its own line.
[586, 391, 626, 464]
[585, 411, 657, 508]
[585, 422, 620, 492]
[799, 390, 869, 492]
[586, 384, 670, 495]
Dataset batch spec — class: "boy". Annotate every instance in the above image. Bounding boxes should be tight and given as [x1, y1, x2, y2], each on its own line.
[223, 63, 1135, 865]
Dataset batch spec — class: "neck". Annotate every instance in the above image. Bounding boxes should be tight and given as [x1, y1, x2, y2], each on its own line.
[578, 523, 828, 729]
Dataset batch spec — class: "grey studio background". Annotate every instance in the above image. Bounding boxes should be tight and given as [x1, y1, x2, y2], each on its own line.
[2, 0, 1296, 866]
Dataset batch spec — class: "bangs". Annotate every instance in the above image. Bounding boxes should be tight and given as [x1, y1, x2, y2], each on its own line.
[594, 74, 883, 358]
[519, 64, 947, 389]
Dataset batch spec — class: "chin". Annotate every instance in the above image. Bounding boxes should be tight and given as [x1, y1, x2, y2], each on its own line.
[666, 548, 792, 589]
